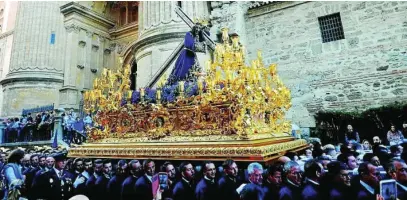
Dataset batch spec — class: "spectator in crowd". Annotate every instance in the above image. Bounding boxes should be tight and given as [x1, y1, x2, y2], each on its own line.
[390, 145, 403, 159]
[356, 162, 380, 200]
[326, 161, 352, 200]
[318, 156, 331, 170]
[362, 140, 372, 151]
[338, 153, 359, 171]
[345, 124, 360, 143]
[385, 158, 407, 199]
[387, 125, 404, 146]
[363, 153, 381, 167]
[301, 159, 324, 200]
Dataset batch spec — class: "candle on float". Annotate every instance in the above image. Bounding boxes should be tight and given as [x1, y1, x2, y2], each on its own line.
[127, 90, 133, 99]
[140, 88, 145, 97]
[198, 79, 203, 91]
[179, 81, 185, 93]
[156, 89, 161, 100]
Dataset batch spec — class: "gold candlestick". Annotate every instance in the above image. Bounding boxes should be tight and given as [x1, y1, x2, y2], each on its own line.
[156, 89, 161, 102]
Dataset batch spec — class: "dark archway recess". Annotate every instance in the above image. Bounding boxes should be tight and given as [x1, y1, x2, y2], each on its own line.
[130, 60, 137, 90]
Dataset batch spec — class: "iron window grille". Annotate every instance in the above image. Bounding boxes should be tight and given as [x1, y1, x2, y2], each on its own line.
[318, 13, 345, 43]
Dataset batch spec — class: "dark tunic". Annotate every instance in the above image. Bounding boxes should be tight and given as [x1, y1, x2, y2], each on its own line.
[217, 176, 241, 200]
[301, 179, 321, 200]
[173, 178, 196, 200]
[73, 172, 89, 196]
[135, 174, 153, 200]
[195, 178, 218, 200]
[279, 181, 303, 200]
[107, 174, 126, 200]
[263, 180, 280, 200]
[94, 174, 111, 200]
[121, 175, 138, 200]
[85, 174, 98, 199]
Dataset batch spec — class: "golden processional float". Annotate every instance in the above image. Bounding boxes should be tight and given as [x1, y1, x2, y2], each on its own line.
[68, 28, 307, 163]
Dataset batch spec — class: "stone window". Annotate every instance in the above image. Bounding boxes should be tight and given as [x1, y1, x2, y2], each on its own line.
[318, 13, 345, 43]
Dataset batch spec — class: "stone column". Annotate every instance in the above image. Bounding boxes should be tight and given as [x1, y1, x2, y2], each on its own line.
[59, 24, 80, 109]
[135, 1, 210, 88]
[0, 1, 66, 117]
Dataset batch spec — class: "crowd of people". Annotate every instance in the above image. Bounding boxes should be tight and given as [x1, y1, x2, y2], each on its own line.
[3, 111, 55, 143]
[1, 123, 407, 199]
[2, 109, 93, 145]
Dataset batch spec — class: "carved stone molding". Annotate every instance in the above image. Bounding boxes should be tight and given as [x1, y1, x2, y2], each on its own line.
[65, 24, 81, 33]
[117, 44, 124, 54]
[92, 45, 99, 52]
[104, 49, 111, 55]
[78, 41, 86, 47]
[86, 30, 93, 37]
[109, 43, 117, 51]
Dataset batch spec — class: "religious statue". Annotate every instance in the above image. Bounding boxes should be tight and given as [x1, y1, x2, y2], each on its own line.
[167, 22, 210, 85]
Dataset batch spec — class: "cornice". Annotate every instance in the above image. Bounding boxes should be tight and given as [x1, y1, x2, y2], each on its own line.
[0, 71, 64, 86]
[60, 2, 115, 31]
[109, 22, 138, 38]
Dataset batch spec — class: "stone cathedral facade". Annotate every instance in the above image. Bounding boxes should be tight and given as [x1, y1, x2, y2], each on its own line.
[0, 1, 406, 131]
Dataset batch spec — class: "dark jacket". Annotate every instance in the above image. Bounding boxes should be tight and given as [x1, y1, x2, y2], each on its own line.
[195, 177, 218, 200]
[217, 176, 241, 200]
[34, 168, 75, 200]
[173, 178, 196, 200]
[107, 174, 126, 200]
[135, 174, 153, 200]
[263, 180, 280, 200]
[301, 179, 320, 200]
[279, 181, 303, 200]
[121, 175, 138, 200]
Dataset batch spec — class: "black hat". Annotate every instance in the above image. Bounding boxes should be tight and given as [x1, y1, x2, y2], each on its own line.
[53, 153, 67, 162]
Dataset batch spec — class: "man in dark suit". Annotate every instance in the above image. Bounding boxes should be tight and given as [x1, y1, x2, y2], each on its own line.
[279, 161, 303, 200]
[85, 159, 104, 199]
[217, 159, 241, 200]
[301, 159, 324, 200]
[71, 158, 84, 180]
[107, 159, 127, 199]
[384, 158, 407, 199]
[135, 159, 155, 200]
[93, 159, 112, 199]
[264, 164, 283, 200]
[35, 153, 75, 200]
[23, 154, 40, 198]
[74, 159, 93, 195]
[355, 162, 380, 200]
[121, 160, 142, 200]
[173, 161, 196, 200]
[195, 161, 218, 200]
[31, 155, 55, 199]
[325, 161, 353, 200]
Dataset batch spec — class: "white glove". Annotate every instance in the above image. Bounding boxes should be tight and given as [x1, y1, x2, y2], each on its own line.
[73, 177, 85, 188]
